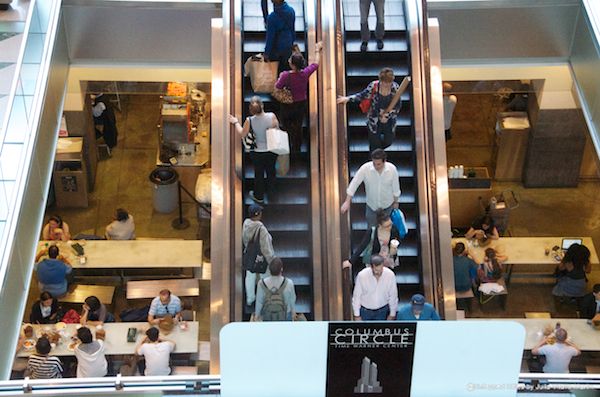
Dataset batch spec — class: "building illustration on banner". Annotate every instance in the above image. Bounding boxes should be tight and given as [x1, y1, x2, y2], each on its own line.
[354, 356, 383, 393]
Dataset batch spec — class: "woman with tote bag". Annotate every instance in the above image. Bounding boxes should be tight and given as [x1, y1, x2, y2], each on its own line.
[230, 96, 280, 204]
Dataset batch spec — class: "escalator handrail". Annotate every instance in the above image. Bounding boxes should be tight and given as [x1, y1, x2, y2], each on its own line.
[332, 0, 353, 321]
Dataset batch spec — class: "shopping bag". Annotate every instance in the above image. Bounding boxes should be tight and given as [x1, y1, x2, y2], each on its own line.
[244, 54, 279, 94]
[390, 208, 408, 239]
[276, 154, 290, 176]
[266, 128, 290, 155]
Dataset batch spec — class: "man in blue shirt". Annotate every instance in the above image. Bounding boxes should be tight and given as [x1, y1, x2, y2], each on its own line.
[452, 242, 477, 293]
[264, 0, 295, 74]
[34, 245, 72, 297]
[147, 289, 182, 325]
[396, 294, 440, 320]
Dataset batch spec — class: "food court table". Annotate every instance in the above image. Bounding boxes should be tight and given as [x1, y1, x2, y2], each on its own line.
[465, 318, 600, 351]
[37, 240, 203, 269]
[17, 322, 199, 357]
[452, 237, 599, 283]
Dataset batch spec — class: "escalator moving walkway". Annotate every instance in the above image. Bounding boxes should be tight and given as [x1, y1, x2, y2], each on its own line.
[342, 0, 423, 304]
[241, 0, 314, 320]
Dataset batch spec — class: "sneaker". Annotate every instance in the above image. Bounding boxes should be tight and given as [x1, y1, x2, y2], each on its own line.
[249, 191, 264, 204]
[377, 39, 384, 50]
[360, 41, 368, 52]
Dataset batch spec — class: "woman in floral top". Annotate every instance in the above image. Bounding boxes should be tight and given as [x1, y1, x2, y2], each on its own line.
[338, 68, 410, 151]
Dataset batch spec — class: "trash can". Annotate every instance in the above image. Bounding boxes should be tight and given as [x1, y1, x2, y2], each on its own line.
[149, 167, 179, 213]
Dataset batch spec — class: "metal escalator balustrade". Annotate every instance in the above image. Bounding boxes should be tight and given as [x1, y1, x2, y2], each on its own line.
[342, 0, 423, 304]
[0, 0, 66, 378]
[240, 0, 314, 320]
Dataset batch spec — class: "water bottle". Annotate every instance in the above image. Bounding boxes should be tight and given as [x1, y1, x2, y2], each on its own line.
[490, 196, 497, 210]
[459, 165, 464, 178]
[449, 166, 455, 179]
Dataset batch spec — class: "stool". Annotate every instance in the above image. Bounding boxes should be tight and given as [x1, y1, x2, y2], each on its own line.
[172, 366, 198, 375]
[586, 366, 600, 374]
[456, 288, 474, 312]
[525, 312, 551, 319]
[478, 278, 508, 310]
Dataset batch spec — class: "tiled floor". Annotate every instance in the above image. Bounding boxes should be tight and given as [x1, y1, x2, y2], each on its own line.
[25, 94, 210, 374]
[448, 93, 600, 319]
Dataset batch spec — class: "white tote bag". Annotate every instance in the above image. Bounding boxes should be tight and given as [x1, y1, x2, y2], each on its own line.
[266, 128, 290, 155]
[244, 54, 278, 94]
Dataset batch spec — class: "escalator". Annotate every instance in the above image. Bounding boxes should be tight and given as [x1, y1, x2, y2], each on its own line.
[240, 0, 314, 320]
[342, 0, 423, 303]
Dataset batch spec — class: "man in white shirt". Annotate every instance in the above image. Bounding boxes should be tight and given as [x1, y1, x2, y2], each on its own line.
[443, 82, 457, 141]
[136, 327, 176, 376]
[340, 149, 400, 228]
[532, 328, 580, 373]
[352, 255, 398, 321]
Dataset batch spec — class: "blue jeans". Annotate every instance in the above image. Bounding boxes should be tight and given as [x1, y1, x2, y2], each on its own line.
[365, 204, 393, 229]
[360, 304, 389, 321]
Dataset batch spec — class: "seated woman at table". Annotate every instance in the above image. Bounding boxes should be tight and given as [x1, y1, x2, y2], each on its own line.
[41, 215, 71, 242]
[342, 209, 401, 272]
[465, 214, 499, 242]
[553, 243, 591, 299]
[105, 208, 135, 240]
[30, 291, 62, 324]
[80, 296, 115, 326]
[477, 248, 505, 283]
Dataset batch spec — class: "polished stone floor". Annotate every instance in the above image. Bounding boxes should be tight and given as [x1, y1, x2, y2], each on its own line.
[447, 93, 600, 319]
[28, 94, 210, 373]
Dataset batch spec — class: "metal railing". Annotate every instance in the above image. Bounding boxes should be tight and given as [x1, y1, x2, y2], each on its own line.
[0, 373, 598, 395]
[0, 0, 66, 377]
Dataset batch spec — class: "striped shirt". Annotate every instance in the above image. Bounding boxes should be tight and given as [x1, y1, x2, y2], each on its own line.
[27, 354, 63, 379]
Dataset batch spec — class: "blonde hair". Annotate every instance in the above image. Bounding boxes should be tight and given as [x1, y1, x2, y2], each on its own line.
[378, 68, 395, 83]
[249, 96, 264, 115]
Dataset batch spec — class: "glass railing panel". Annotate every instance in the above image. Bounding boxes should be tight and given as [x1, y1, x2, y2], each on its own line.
[3, 87, 29, 143]
[22, 32, 45, 65]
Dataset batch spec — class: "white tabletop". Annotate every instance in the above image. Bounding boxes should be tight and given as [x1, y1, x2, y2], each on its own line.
[17, 322, 199, 357]
[37, 240, 203, 268]
[452, 237, 599, 266]
[464, 318, 600, 351]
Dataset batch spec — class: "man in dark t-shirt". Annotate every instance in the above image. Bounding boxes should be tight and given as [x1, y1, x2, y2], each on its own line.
[452, 242, 477, 292]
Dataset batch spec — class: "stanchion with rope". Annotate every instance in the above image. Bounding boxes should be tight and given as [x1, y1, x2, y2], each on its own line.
[171, 181, 211, 230]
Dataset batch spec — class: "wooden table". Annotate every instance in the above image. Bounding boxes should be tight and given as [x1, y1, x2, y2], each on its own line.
[61, 285, 115, 304]
[37, 240, 203, 269]
[465, 319, 600, 351]
[127, 279, 200, 299]
[452, 237, 599, 283]
[17, 322, 199, 357]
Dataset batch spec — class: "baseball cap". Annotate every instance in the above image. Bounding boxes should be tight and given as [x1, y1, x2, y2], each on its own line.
[248, 204, 263, 217]
[411, 294, 425, 308]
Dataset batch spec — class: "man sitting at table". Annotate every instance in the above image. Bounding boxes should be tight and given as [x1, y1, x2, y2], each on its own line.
[147, 289, 182, 325]
[136, 327, 176, 376]
[34, 245, 72, 297]
[532, 327, 580, 373]
[580, 283, 600, 320]
[74, 326, 107, 378]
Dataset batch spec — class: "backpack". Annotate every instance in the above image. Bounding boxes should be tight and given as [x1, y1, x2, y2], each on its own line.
[119, 305, 150, 322]
[243, 227, 268, 274]
[260, 278, 288, 321]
